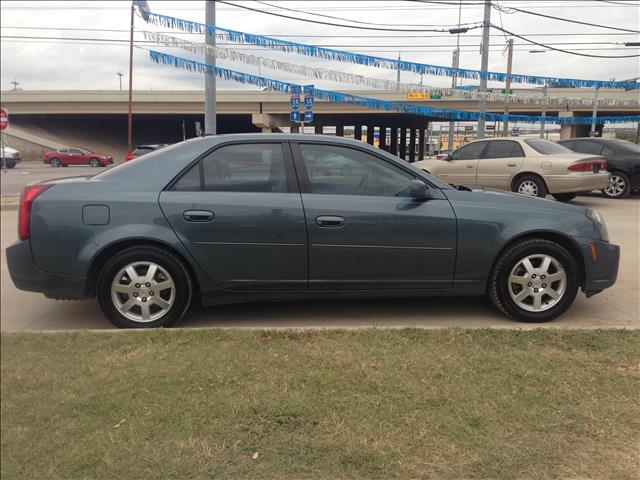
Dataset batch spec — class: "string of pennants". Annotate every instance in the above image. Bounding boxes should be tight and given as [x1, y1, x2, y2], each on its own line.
[142, 31, 639, 109]
[144, 11, 640, 91]
[148, 50, 640, 125]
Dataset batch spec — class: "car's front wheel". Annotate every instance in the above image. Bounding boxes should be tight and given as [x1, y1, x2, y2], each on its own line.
[602, 172, 630, 198]
[97, 246, 193, 328]
[89, 158, 101, 167]
[50, 158, 61, 167]
[3, 159, 16, 169]
[489, 239, 579, 322]
[512, 174, 548, 198]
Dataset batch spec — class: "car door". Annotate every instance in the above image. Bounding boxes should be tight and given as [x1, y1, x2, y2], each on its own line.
[476, 140, 526, 190]
[292, 142, 457, 290]
[68, 148, 85, 165]
[436, 141, 486, 185]
[159, 141, 308, 291]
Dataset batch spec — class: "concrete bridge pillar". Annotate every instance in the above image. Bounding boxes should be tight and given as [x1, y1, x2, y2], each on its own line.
[379, 126, 387, 151]
[390, 127, 398, 156]
[418, 128, 426, 160]
[399, 128, 407, 160]
[409, 128, 417, 162]
[366, 124, 375, 145]
[336, 124, 344, 137]
[354, 124, 362, 142]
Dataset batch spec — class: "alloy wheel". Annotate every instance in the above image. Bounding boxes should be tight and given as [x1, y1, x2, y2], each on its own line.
[517, 180, 538, 197]
[604, 174, 626, 197]
[111, 261, 175, 322]
[507, 254, 567, 312]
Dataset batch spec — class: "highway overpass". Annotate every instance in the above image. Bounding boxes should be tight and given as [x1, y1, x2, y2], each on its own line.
[2, 89, 638, 162]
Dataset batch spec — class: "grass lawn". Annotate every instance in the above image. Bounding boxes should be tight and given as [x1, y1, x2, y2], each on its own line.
[1, 328, 639, 479]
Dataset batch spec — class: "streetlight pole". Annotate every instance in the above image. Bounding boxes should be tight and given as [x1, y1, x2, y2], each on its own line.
[477, 0, 492, 139]
[127, 4, 134, 152]
[502, 38, 513, 137]
[447, 0, 462, 151]
[204, 0, 217, 135]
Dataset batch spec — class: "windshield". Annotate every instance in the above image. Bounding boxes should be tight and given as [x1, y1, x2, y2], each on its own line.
[610, 139, 640, 154]
[524, 139, 573, 155]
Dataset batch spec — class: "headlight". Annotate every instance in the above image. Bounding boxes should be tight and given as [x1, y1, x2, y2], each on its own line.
[586, 208, 609, 242]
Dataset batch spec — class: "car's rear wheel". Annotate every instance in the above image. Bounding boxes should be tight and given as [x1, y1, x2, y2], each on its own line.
[4, 159, 16, 169]
[512, 174, 548, 198]
[97, 246, 193, 328]
[602, 172, 630, 198]
[89, 158, 100, 167]
[552, 193, 578, 202]
[489, 239, 579, 322]
[50, 158, 61, 167]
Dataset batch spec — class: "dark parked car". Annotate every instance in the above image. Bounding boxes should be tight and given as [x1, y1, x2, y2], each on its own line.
[558, 138, 640, 198]
[125, 144, 169, 161]
[43, 147, 113, 167]
[7, 134, 619, 328]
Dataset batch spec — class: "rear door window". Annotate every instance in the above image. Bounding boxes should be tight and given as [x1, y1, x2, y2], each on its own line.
[481, 141, 525, 159]
[570, 141, 604, 155]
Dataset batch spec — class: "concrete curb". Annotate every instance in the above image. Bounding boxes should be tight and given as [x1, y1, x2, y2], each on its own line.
[1, 196, 20, 211]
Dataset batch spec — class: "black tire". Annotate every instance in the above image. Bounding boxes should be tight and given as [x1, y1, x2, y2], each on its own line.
[552, 193, 578, 202]
[512, 174, 548, 198]
[97, 245, 193, 328]
[489, 238, 579, 322]
[50, 157, 61, 167]
[602, 172, 631, 199]
[89, 158, 101, 167]
[4, 159, 16, 169]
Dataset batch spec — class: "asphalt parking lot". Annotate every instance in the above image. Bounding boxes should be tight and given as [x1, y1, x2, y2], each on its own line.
[1, 190, 637, 331]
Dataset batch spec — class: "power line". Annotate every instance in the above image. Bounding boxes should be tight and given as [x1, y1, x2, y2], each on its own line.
[251, 0, 480, 28]
[217, 0, 484, 32]
[494, 3, 640, 33]
[491, 25, 640, 57]
[2, 25, 636, 38]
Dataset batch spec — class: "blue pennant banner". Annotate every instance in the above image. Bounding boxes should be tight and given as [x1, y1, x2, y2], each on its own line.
[145, 12, 640, 91]
[148, 50, 640, 126]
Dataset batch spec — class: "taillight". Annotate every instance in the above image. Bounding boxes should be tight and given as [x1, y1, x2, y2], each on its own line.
[18, 184, 52, 240]
[125, 151, 134, 161]
[568, 161, 607, 172]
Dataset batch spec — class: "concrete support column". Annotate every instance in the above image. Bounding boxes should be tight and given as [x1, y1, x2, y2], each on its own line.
[336, 124, 344, 137]
[354, 124, 362, 142]
[390, 127, 398, 156]
[409, 128, 417, 163]
[366, 124, 375, 145]
[315, 124, 323, 134]
[418, 128, 426, 160]
[399, 128, 407, 160]
[558, 112, 576, 140]
[291, 123, 300, 133]
[379, 126, 387, 151]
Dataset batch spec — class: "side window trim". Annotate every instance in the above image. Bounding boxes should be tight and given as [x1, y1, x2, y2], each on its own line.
[452, 141, 487, 161]
[165, 140, 298, 193]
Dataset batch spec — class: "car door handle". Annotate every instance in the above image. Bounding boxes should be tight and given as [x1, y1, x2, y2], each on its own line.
[315, 215, 345, 228]
[183, 210, 214, 222]
[466, 164, 475, 168]
[507, 163, 517, 167]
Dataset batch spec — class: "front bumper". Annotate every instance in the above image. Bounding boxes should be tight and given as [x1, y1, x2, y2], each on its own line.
[580, 239, 620, 296]
[6, 240, 89, 300]
[545, 172, 610, 194]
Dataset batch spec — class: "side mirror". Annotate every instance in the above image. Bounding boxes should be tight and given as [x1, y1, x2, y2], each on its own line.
[445, 153, 453, 161]
[409, 179, 431, 199]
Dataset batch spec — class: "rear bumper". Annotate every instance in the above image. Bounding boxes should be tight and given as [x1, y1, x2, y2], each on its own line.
[6, 240, 89, 300]
[581, 239, 620, 296]
[545, 173, 610, 194]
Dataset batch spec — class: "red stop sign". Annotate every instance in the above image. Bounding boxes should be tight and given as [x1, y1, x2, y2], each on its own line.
[0, 107, 8, 131]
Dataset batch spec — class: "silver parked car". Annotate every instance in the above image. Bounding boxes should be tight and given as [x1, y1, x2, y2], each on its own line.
[414, 138, 609, 201]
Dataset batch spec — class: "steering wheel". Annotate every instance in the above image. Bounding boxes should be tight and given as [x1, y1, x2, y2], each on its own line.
[357, 172, 371, 195]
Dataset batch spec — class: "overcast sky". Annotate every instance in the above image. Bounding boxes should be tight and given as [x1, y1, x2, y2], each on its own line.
[1, 0, 639, 93]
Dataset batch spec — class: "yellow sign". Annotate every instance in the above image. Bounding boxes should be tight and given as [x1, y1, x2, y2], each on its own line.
[407, 92, 430, 100]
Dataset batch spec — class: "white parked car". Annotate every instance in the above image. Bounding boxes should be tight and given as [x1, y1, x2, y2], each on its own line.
[0, 140, 21, 169]
[414, 138, 610, 201]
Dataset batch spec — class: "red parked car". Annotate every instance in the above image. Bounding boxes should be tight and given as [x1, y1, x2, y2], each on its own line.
[124, 144, 169, 161]
[43, 147, 113, 167]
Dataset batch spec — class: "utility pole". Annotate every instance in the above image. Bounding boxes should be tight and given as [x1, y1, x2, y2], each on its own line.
[477, 0, 492, 139]
[590, 87, 599, 137]
[10, 79, 20, 91]
[502, 38, 513, 137]
[448, 0, 462, 151]
[539, 83, 548, 138]
[205, 0, 217, 135]
[396, 53, 401, 91]
[127, 3, 134, 152]
[117, 71, 123, 91]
